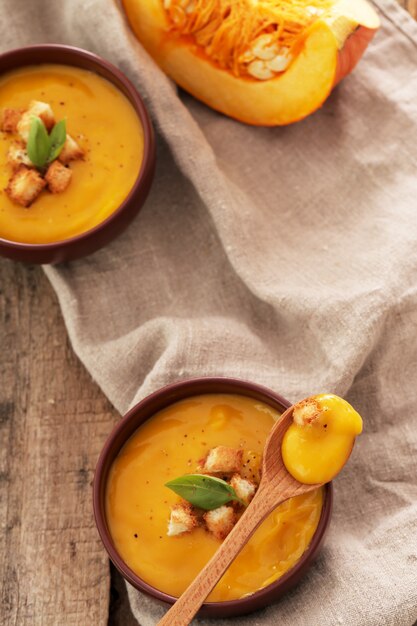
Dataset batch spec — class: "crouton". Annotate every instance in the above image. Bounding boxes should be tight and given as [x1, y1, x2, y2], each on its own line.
[167, 503, 198, 537]
[230, 474, 256, 506]
[7, 141, 33, 170]
[29, 100, 55, 130]
[293, 398, 323, 426]
[1, 108, 22, 133]
[203, 446, 243, 474]
[204, 506, 235, 540]
[17, 111, 36, 143]
[58, 134, 84, 164]
[17, 101, 55, 143]
[5, 165, 46, 207]
[45, 160, 72, 194]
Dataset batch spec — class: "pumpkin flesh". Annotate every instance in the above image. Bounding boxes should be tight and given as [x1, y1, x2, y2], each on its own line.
[122, 0, 380, 125]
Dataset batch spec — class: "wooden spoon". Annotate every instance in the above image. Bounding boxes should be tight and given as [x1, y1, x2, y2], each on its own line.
[157, 405, 323, 626]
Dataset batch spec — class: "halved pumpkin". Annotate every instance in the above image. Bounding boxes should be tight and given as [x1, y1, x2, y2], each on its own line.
[122, 0, 380, 125]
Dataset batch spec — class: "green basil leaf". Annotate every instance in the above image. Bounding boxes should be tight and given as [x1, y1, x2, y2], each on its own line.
[47, 119, 67, 163]
[27, 116, 50, 169]
[165, 474, 243, 510]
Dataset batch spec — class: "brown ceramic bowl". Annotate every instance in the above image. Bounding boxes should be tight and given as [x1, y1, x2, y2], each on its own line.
[93, 377, 333, 618]
[0, 44, 155, 264]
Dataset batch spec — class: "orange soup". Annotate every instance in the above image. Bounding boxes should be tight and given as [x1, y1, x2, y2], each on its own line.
[106, 394, 324, 601]
[282, 394, 363, 484]
[0, 64, 144, 243]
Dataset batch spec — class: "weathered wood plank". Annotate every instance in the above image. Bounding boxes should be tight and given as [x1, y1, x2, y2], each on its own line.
[0, 261, 113, 626]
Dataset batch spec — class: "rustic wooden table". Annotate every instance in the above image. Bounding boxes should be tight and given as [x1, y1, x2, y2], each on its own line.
[0, 3, 415, 625]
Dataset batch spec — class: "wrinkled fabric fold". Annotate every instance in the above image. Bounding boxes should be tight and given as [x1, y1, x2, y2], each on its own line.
[1, 0, 417, 624]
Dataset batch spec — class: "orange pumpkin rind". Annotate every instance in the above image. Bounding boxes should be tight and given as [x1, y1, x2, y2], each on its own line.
[122, 0, 380, 125]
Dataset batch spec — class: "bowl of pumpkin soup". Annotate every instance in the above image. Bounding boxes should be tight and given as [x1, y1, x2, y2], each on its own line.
[0, 45, 155, 264]
[94, 377, 332, 618]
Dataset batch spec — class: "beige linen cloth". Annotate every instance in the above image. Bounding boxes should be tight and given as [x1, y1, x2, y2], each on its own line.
[2, 0, 417, 624]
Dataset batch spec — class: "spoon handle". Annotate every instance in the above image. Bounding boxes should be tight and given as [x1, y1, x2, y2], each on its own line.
[156, 485, 281, 626]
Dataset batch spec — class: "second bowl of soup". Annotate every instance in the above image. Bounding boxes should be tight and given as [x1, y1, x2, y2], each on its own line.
[94, 377, 332, 618]
[0, 45, 155, 264]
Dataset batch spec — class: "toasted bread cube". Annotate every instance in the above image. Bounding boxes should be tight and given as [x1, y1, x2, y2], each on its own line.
[17, 101, 55, 143]
[45, 160, 72, 194]
[204, 506, 235, 540]
[230, 474, 256, 506]
[17, 112, 36, 143]
[6, 165, 46, 207]
[204, 446, 243, 474]
[28, 100, 55, 131]
[7, 141, 32, 170]
[293, 398, 322, 426]
[167, 503, 198, 537]
[1, 108, 22, 133]
[58, 134, 84, 164]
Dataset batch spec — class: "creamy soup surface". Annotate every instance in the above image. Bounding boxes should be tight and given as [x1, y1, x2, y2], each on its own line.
[0, 64, 144, 243]
[106, 394, 324, 601]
